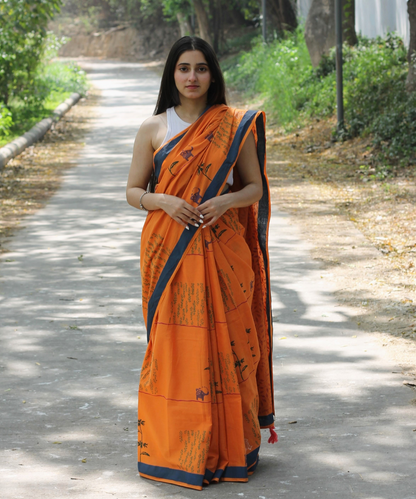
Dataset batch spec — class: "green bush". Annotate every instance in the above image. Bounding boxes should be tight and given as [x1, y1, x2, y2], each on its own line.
[0, 103, 13, 136]
[40, 61, 89, 99]
[0, 57, 88, 145]
[223, 28, 316, 125]
[0, 0, 63, 106]
[224, 30, 416, 161]
[342, 34, 409, 135]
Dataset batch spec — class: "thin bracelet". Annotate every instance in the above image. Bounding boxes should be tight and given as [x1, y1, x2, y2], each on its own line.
[139, 191, 149, 211]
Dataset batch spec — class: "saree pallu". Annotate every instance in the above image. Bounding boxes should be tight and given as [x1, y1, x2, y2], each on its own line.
[138, 105, 274, 490]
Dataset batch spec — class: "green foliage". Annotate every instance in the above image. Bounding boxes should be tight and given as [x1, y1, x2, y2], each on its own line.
[0, 0, 63, 105]
[223, 28, 316, 125]
[0, 19, 88, 146]
[0, 59, 88, 146]
[0, 103, 13, 136]
[40, 60, 89, 98]
[224, 31, 416, 162]
[342, 34, 408, 136]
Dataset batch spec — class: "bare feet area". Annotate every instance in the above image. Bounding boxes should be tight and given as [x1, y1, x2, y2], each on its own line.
[1, 80, 415, 378]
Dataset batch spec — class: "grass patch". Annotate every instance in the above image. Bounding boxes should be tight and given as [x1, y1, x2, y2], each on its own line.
[224, 29, 416, 163]
[0, 60, 89, 148]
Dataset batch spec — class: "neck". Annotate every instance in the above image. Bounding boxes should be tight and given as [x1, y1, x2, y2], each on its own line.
[175, 97, 208, 123]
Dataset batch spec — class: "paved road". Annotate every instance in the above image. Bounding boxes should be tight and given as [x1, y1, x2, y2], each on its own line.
[1, 61, 415, 499]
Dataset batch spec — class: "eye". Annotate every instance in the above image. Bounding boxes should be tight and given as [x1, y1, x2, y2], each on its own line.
[198, 67, 207, 72]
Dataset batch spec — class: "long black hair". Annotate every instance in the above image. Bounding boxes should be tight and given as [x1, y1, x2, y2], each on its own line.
[154, 36, 227, 115]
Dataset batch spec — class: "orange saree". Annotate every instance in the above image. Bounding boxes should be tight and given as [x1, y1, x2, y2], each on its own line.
[138, 104, 274, 490]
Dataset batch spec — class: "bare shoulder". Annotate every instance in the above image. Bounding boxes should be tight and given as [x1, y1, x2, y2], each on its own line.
[137, 114, 163, 137]
[135, 113, 167, 151]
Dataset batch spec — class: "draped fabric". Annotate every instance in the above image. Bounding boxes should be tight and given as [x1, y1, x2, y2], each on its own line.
[138, 104, 274, 490]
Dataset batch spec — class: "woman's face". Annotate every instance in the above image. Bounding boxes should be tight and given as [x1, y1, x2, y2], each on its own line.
[174, 50, 212, 103]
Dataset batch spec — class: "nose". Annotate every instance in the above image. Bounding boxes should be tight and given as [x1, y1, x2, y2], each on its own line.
[188, 70, 197, 81]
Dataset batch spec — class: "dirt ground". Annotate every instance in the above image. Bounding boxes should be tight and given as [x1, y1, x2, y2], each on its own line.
[0, 87, 99, 252]
[265, 118, 416, 373]
[1, 85, 415, 375]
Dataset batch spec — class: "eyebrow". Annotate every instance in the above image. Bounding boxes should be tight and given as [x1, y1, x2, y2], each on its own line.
[177, 62, 208, 66]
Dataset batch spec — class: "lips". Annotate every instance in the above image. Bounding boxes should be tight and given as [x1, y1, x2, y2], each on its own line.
[186, 85, 199, 89]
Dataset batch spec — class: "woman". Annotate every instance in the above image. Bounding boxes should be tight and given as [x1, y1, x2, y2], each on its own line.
[126, 36, 276, 491]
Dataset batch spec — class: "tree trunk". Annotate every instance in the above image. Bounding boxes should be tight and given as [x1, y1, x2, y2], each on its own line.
[192, 0, 213, 46]
[343, 0, 358, 46]
[268, 0, 297, 32]
[268, 0, 283, 33]
[210, 0, 222, 53]
[407, 0, 416, 92]
[176, 11, 193, 37]
[305, 0, 357, 67]
[278, 0, 298, 31]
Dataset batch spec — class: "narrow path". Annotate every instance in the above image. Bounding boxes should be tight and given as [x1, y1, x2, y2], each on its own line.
[1, 61, 414, 499]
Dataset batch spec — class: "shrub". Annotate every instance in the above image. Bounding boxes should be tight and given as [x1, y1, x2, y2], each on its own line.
[40, 61, 89, 98]
[223, 28, 315, 125]
[0, 45, 88, 144]
[343, 34, 409, 136]
[224, 31, 416, 161]
[0, 103, 13, 136]
[0, 0, 63, 105]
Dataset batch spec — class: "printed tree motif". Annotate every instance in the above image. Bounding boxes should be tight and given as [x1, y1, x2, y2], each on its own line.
[230, 340, 248, 381]
[212, 223, 227, 238]
[196, 162, 212, 180]
[211, 224, 224, 238]
[246, 328, 256, 358]
[246, 328, 256, 357]
[168, 161, 179, 176]
[138, 419, 150, 462]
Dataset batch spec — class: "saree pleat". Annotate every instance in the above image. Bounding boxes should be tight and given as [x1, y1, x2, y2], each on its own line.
[138, 105, 274, 490]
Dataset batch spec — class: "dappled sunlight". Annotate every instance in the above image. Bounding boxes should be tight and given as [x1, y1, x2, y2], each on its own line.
[1, 60, 415, 499]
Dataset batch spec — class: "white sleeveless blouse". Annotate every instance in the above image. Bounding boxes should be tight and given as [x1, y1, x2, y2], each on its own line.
[162, 107, 234, 186]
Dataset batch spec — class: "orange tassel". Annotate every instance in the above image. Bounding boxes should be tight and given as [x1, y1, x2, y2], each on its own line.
[268, 427, 278, 444]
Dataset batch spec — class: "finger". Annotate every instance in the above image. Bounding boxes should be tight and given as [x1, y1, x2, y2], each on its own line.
[180, 212, 202, 226]
[174, 216, 189, 230]
[202, 215, 218, 228]
[184, 201, 203, 213]
[198, 211, 213, 223]
[185, 210, 204, 223]
[197, 206, 211, 217]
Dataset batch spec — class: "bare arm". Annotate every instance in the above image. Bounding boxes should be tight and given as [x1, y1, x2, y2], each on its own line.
[198, 131, 263, 226]
[126, 117, 203, 229]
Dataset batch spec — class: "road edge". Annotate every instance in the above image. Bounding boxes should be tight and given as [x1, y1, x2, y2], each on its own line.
[0, 92, 82, 171]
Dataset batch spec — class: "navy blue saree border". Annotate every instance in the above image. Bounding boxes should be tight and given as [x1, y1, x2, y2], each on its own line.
[138, 446, 259, 488]
[254, 114, 275, 425]
[146, 110, 258, 341]
[153, 132, 186, 180]
[153, 105, 211, 181]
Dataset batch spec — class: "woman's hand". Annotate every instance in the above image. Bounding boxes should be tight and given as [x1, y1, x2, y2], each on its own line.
[198, 195, 232, 227]
[159, 194, 204, 230]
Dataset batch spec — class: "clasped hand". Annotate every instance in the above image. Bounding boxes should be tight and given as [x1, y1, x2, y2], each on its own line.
[161, 194, 231, 230]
